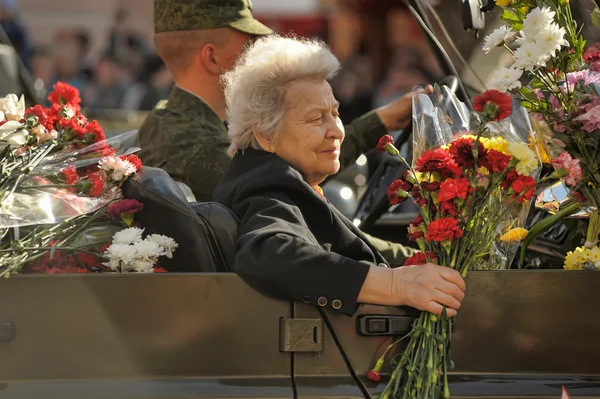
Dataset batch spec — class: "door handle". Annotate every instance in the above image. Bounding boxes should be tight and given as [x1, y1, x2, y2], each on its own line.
[357, 315, 415, 336]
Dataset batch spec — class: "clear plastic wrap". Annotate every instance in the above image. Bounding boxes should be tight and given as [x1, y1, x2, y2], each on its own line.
[0, 130, 140, 227]
[412, 85, 544, 269]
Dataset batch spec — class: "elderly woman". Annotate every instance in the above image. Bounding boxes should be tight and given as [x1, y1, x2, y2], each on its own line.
[215, 36, 465, 316]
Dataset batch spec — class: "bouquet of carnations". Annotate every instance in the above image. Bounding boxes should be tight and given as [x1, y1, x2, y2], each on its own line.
[367, 85, 546, 398]
[0, 82, 176, 277]
[483, 1, 600, 269]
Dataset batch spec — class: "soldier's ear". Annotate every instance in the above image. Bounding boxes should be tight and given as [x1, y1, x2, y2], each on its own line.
[200, 44, 221, 75]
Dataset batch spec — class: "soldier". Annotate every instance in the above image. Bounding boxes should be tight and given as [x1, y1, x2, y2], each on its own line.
[140, 0, 417, 265]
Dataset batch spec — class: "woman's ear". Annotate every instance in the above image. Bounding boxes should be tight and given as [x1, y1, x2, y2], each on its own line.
[252, 122, 274, 152]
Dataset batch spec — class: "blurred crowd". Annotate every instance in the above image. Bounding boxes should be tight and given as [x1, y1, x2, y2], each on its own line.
[2, 3, 173, 111]
[0, 0, 441, 115]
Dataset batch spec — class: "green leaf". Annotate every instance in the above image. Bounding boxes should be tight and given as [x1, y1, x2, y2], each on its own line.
[519, 202, 583, 265]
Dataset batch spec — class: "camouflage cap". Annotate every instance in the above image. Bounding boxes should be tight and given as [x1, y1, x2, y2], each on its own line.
[154, 0, 273, 35]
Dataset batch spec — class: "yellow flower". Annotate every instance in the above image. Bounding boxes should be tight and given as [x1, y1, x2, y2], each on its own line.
[558, 0, 568, 5]
[508, 142, 539, 175]
[486, 137, 509, 154]
[499, 228, 529, 242]
[564, 247, 586, 270]
[528, 135, 551, 164]
[495, 0, 512, 6]
[564, 246, 600, 270]
[477, 166, 490, 176]
[521, 6, 530, 12]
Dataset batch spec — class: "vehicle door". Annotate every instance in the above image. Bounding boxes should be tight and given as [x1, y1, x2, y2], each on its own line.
[0, 273, 294, 399]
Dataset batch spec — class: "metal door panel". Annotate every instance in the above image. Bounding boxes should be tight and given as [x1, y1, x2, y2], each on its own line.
[0, 274, 293, 398]
[293, 271, 600, 397]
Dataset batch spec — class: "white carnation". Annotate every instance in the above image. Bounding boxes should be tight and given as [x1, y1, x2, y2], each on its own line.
[522, 7, 556, 39]
[0, 94, 25, 121]
[482, 26, 515, 53]
[133, 238, 165, 260]
[513, 42, 550, 70]
[113, 227, 144, 245]
[146, 234, 178, 258]
[103, 243, 137, 271]
[99, 156, 137, 182]
[490, 67, 523, 92]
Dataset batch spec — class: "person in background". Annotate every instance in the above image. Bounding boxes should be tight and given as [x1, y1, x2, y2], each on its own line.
[31, 45, 54, 90]
[121, 54, 173, 111]
[83, 53, 126, 110]
[139, 0, 419, 266]
[51, 43, 84, 93]
[0, 0, 32, 71]
[73, 28, 94, 83]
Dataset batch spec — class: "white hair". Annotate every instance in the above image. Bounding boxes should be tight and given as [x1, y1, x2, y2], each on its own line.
[222, 35, 341, 156]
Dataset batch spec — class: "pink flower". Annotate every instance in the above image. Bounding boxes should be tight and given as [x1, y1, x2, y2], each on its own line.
[548, 95, 564, 118]
[575, 104, 600, 132]
[551, 152, 583, 187]
[566, 70, 600, 87]
[552, 138, 567, 148]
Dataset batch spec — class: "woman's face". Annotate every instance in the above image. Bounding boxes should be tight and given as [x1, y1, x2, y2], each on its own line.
[264, 79, 345, 186]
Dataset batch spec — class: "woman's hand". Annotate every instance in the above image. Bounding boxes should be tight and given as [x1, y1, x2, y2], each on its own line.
[393, 264, 465, 317]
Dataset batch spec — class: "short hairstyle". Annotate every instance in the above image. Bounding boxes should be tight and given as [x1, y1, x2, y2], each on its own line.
[153, 29, 228, 79]
[222, 35, 341, 156]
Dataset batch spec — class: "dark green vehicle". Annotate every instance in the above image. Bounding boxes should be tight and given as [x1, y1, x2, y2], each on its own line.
[2, 1, 600, 398]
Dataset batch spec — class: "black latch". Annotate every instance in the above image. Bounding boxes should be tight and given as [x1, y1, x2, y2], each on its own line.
[357, 315, 415, 336]
[0, 323, 15, 342]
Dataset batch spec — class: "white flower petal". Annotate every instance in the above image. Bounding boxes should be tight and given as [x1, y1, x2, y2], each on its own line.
[490, 67, 524, 92]
[112, 227, 144, 245]
[482, 26, 515, 53]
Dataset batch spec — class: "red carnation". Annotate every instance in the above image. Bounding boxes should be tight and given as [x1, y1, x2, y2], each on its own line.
[120, 154, 142, 171]
[415, 148, 453, 173]
[438, 178, 471, 202]
[473, 90, 513, 121]
[48, 82, 82, 111]
[482, 149, 511, 173]
[366, 369, 381, 382]
[408, 230, 425, 242]
[377, 134, 395, 154]
[503, 170, 536, 203]
[584, 43, 600, 71]
[108, 199, 144, 218]
[403, 251, 438, 266]
[81, 173, 104, 197]
[439, 200, 458, 216]
[411, 186, 428, 208]
[25, 105, 52, 130]
[411, 215, 424, 226]
[85, 120, 106, 142]
[96, 144, 117, 157]
[153, 267, 168, 273]
[61, 165, 79, 185]
[426, 217, 464, 242]
[449, 137, 488, 169]
[421, 181, 440, 192]
[387, 179, 411, 205]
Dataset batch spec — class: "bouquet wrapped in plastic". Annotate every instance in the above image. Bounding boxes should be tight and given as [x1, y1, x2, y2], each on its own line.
[0, 83, 176, 277]
[367, 86, 548, 398]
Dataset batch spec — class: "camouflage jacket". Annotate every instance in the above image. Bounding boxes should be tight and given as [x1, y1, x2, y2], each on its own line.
[138, 86, 415, 265]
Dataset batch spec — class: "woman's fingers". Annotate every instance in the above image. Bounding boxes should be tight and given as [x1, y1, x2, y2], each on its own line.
[436, 279, 465, 303]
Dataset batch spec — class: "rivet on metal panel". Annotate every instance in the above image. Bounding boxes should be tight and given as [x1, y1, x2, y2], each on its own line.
[279, 318, 324, 353]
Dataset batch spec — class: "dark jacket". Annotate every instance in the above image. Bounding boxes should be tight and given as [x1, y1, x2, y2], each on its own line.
[215, 149, 388, 316]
